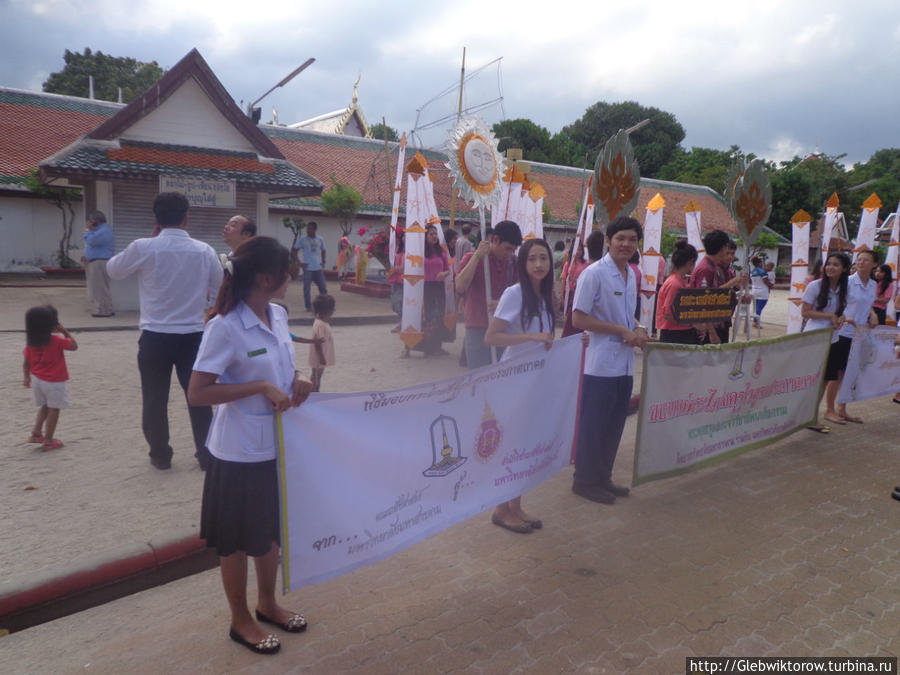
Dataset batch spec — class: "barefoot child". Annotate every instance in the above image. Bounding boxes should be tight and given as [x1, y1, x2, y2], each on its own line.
[309, 294, 336, 392]
[188, 236, 314, 655]
[23, 305, 77, 450]
[484, 239, 556, 533]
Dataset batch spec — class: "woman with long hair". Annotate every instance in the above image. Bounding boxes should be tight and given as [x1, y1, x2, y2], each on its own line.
[484, 239, 556, 533]
[656, 240, 699, 344]
[188, 236, 313, 655]
[801, 252, 850, 432]
[414, 224, 451, 356]
[872, 263, 894, 325]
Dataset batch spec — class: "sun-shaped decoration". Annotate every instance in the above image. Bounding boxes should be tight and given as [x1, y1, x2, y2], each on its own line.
[445, 117, 503, 211]
[592, 129, 641, 229]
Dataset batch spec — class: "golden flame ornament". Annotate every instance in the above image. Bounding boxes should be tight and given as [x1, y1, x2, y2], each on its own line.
[592, 129, 641, 228]
[726, 158, 772, 245]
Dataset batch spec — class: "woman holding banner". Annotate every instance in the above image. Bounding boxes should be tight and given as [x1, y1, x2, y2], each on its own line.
[188, 237, 313, 655]
[801, 252, 849, 431]
[656, 240, 699, 344]
[484, 239, 556, 533]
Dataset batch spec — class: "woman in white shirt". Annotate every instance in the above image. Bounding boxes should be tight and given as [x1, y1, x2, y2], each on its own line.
[188, 236, 313, 656]
[801, 252, 849, 432]
[484, 239, 555, 533]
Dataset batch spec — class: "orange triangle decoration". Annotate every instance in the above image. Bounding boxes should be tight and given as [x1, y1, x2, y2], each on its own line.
[862, 193, 882, 210]
[406, 221, 426, 233]
[529, 182, 546, 200]
[791, 259, 808, 267]
[502, 165, 527, 184]
[684, 200, 702, 213]
[403, 274, 424, 286]
[826, 192, 840, 208]
[790, 298, 804, 306]
[790, 210, 813, 224]
[399, 330, 423, 349]
[647, 193, 665, 212]
[406, 152, 427, 175]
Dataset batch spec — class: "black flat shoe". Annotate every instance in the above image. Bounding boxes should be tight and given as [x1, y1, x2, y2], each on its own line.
[523, 519, 543, 530]
[256, 609, 307, 633]
[602, 480, 631, 497]
[491, 514, 533, 534]
[229, 628, 280, 654]
[572, 483, 615, 504]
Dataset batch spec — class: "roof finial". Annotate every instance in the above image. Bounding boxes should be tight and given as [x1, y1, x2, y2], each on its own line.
[352, 74, 360, 105]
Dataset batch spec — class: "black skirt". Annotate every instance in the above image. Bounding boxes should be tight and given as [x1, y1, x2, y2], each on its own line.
[824, 336, 853, 382]
[201, 456, 280, 557]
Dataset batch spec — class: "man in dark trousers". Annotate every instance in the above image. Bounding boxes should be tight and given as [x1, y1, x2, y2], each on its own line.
[107, 192, 223, 470]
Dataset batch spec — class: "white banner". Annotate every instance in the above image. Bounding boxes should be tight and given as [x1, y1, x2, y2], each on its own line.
[641, 194, 664, 331]
[684, 204, 705, 266]
[885, 202, 900, 323]
[853, 194, 881, 260]
[276, 337, 583, 591]
[634, 331, 831, 485]
[838, 325, 900, 403]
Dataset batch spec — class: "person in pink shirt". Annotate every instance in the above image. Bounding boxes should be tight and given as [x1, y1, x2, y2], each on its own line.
[656, 240, 699, 344]
[414, 224, 451, 356]
[561, 235, 599, 337]
[872, 264, 894, 325]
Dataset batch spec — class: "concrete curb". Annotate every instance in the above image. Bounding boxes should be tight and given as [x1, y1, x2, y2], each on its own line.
[0, 532, 213, 633]
[0, 314, 399, 334]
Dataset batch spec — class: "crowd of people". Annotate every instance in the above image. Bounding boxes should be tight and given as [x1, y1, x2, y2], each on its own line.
[23, 194, 897, 656]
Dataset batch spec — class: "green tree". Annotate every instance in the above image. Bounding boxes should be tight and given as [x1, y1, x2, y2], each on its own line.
[658, 146, 741, 193]
[320, 174, 362, 237]
[43, 48, 164, 103]
[24, 169, 82, 267]
[492, 119, 554, 163]
[844, 149, 900, 222]
[769, 153, 850, 236]
[369, 122, 399, 142]
[557, 101, 686, 177]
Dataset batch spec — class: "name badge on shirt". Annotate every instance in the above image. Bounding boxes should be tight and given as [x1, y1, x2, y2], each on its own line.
[614, 291, 623, 296]
[247, 348, 267, 358]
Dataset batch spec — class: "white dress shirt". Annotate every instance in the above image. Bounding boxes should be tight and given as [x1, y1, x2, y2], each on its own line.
[193, 302, 295, 462]
[493, 283, 555, 362]
[572, 254, 637, 377]
[107, 228, 223, 333]
[838, 272, 876, 339]
[801, 279, 840, 336]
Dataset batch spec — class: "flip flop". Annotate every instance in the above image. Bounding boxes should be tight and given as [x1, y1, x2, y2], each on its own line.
[42, 439, 64, 451]
[28, 434, 44, 443]
[823, 416, 847, 425]
[841, 415, 864, 424]
[807, 425, 831, 434]
[892, 397, 900, 405]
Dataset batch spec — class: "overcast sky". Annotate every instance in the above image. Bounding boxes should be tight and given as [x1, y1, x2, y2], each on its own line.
[3, 0, 898, 166]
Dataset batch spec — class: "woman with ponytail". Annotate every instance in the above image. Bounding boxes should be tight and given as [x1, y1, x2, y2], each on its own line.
[188, 236, 313, 655]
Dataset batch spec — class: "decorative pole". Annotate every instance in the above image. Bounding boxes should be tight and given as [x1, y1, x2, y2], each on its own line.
[787, 210, 812, 334]
[445, 118, 503, 363]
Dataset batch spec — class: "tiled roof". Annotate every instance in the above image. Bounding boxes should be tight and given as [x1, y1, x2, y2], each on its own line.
[42, 139, 321, 192]
[0, 88, 118, 181]
[265, 125, 739, 233]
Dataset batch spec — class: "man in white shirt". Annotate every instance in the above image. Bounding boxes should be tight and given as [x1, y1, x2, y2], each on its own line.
[571, 216, 649, 504]
[107, 192, 223, 470]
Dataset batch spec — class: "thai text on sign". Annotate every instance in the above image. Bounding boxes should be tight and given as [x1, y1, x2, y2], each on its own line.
[159, 176, 236, 208]
[671, 288, 736, 323]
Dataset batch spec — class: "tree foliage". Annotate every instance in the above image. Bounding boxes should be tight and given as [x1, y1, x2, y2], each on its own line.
[320, 174, 362, 237]
[24, 170, 82, 267]
[492, 119, 555, 164]
[43, 48, 164, 103]
[369, 122, 399, 142]
[558, 101, 686, 177]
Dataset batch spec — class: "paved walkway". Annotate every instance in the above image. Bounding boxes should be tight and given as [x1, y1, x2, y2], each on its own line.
[3, 284, 900, 673]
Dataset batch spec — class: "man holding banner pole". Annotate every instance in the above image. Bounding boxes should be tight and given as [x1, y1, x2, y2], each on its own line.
[455, 220, 522, 369]
[571, 216, 648, 504]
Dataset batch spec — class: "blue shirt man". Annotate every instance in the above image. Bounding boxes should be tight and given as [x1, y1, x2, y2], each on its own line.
[82, 210, 115, 317]
[292, 221, 328, 310]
